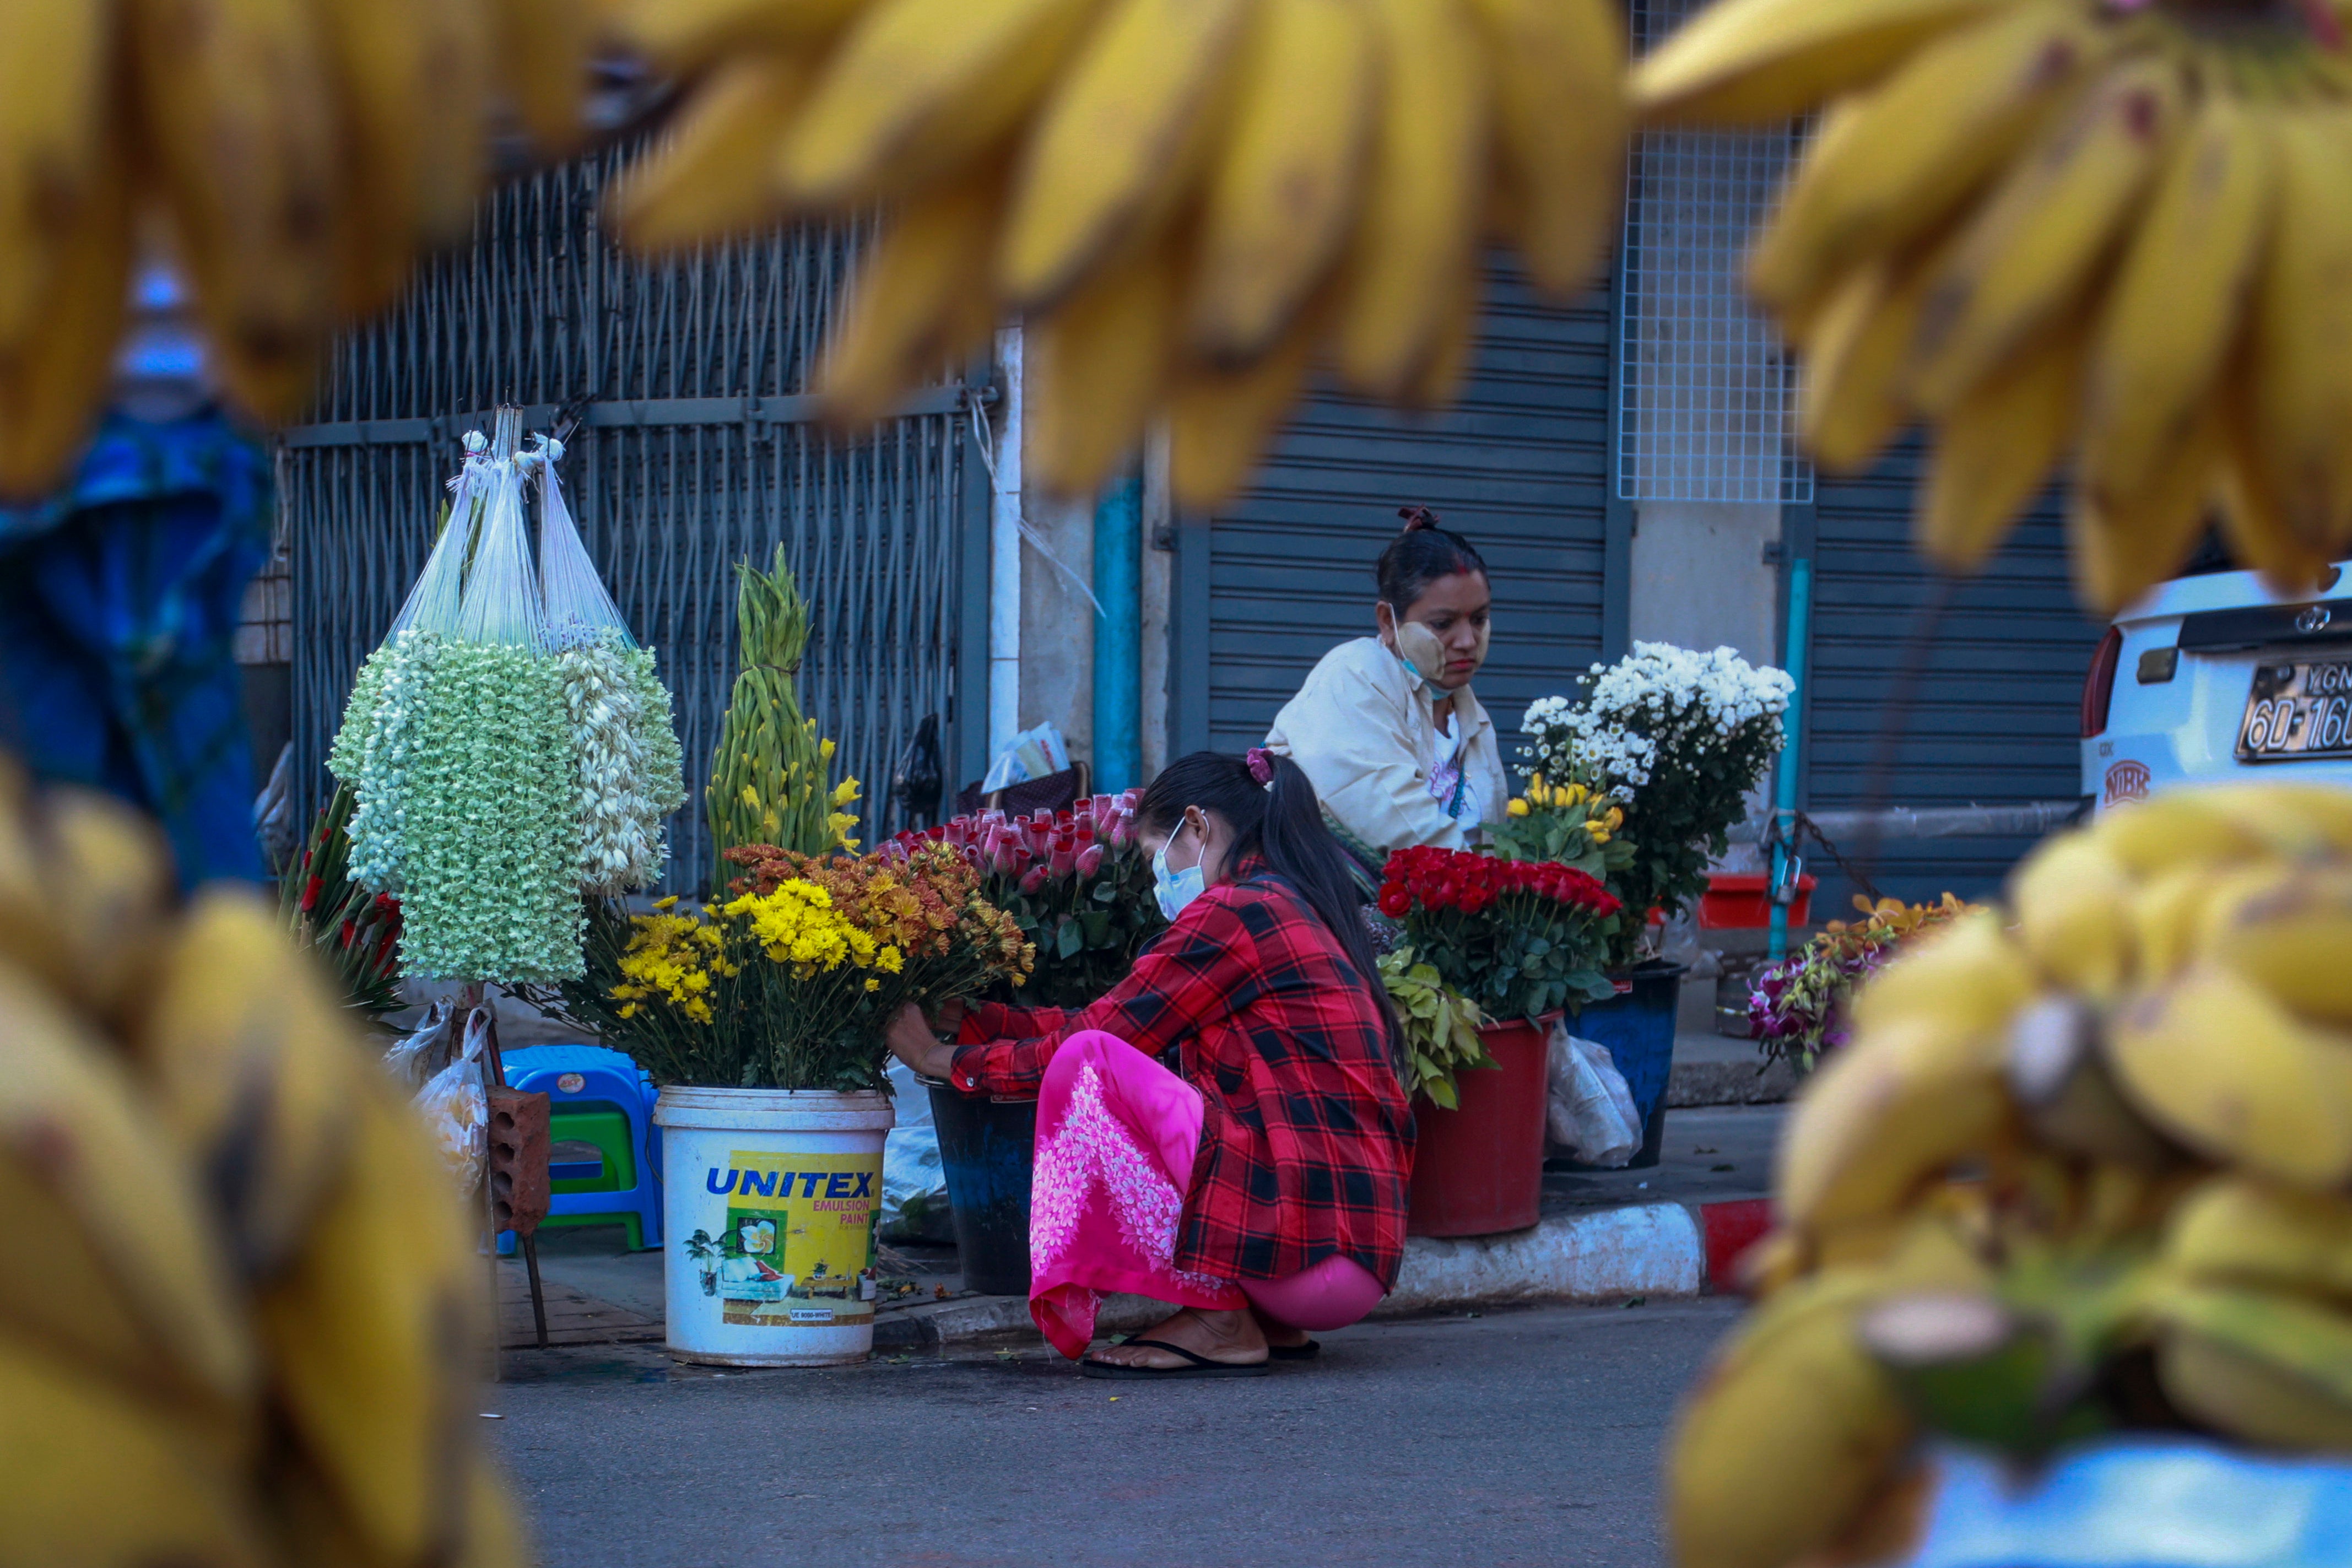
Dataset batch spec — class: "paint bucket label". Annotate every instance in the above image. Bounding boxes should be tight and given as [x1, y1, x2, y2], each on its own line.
[684, 1149, 882, 1328]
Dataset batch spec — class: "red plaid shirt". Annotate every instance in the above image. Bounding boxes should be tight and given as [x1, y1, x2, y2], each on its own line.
[951, 863, 1416, 1288]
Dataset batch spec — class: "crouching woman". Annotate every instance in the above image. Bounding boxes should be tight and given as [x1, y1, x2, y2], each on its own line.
[885, 749, 1414, 1377]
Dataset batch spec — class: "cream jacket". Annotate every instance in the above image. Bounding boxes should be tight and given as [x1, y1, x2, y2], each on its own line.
[1264, 636, 1508, 855]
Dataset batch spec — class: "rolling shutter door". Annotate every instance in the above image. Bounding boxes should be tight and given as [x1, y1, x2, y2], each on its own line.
[1803, 446, 2102, 908]
[1202, 262, 1615, 758]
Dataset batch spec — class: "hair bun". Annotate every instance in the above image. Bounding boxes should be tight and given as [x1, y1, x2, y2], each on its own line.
[1397, 504, 1443, 534]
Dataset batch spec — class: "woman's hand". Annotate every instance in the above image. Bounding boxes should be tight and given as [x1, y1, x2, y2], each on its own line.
[884, 1001, 960, 1081]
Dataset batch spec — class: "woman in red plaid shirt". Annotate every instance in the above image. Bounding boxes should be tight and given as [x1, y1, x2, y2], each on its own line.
[885, 748, 1414, 1377]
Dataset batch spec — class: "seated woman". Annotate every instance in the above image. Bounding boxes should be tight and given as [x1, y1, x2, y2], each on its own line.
[1264, 506, 1506, 868]
[884, 749, 1412, 1378]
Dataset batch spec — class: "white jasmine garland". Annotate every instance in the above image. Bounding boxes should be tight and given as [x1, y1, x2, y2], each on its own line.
[558, 630, 689, 894]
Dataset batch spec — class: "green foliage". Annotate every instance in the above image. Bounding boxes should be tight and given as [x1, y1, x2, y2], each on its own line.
[1378, 946, 1495, 1110]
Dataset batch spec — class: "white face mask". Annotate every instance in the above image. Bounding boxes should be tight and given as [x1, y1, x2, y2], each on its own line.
[1152, 819, 1208, 921]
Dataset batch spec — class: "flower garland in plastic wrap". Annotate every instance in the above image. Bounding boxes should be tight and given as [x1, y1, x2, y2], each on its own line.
[556, 629, 688, 895]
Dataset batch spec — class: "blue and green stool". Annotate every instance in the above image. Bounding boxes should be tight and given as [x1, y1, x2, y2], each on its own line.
[496, 1044, 663, 1251]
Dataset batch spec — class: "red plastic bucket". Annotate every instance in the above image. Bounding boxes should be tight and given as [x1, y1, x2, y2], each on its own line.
[1406, 1015, 1553, 1238]
[1697, 872, 1816, 929]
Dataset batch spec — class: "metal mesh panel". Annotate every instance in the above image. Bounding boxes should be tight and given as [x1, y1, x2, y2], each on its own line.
[1617, 0, 1812, 504]
[284, 143, 972, 894]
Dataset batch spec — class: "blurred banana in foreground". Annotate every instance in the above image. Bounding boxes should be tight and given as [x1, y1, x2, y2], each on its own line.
[610, 0, 1628, 505]
[1670, 782, 2352, 1568]
[1635, 0, 2352, 610]
[0, 759, 522, 1568]
[0, 0, 612, 500]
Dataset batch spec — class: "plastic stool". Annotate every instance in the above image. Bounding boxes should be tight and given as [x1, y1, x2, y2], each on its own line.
[496, 1045, 662, 1252]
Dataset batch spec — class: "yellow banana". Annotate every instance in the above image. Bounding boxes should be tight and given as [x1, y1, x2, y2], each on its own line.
[311, 0, 468, 312]
[1023, 235, 1181, 495]
[1168, 306, 1321, 509]
[1409, 251, 1482, 408]
[778, 0, 1101, 205]
[820, 163, 1008, 424]
[1334, 0, 1490, 399]
[1186, 0, 1378, 364]
[617, 55, 816, 250]
[2007, 829, 2136, 997]
[2104, 961, 2352, 1189]
[2243, 105, 2352, 559]
[2080, 88, 2274, 513]
[617, 0, 865, 65]
[1468, 0, 1626, 298]
[1630, 0, 2002, 126]
[1916, 320, 2084, 571]
[0, 131, 129, 501]
[2154, 1286, 2352, 1450]
[1796, 244, 1937, 472]
[0, 0, 110, 353]
[489, 0, 600, 154]
[128, 0, 344, 424]
[1746, 0, 2099, 316]
[2165, 1175, 2352, 1298]
[2217, 382, 2335, 594]
[253, 1082, 484, 1567]
[2200, 781, 2352, 856]
[2086, 783, 2277, 877]
[0, 1331, 270, 1568]
[2200, 867, 2352, 1028]
[1850, 908, 2036, 1036]
[2068, 402, 2223, 615]
[998, 0, 1254, 310]
[1906, 55, 2184, 418]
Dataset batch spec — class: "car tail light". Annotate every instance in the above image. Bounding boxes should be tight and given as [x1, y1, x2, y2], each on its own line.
[2081, 625, 2123, 738]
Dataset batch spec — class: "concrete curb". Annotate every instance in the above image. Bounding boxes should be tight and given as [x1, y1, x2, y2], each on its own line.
[875, 1196, 1777, 1350]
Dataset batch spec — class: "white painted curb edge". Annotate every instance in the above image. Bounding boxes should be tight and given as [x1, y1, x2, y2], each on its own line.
[1376, 1203, 1706, 1316]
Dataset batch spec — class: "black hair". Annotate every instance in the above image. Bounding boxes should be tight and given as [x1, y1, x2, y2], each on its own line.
[1376, 505, 1488, 617]
[1136, 751, 1403, 1072]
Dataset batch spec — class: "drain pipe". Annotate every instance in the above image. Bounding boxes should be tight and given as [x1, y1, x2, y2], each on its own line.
[1092, 467, 1143, 794]
[1768, 554, 1813, 963]
[989, 328, 1024, 759]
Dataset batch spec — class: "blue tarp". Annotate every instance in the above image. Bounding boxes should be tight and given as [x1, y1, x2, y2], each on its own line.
[0, 407, 272, 886]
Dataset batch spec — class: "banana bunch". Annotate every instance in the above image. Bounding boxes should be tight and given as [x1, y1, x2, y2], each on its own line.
[1632, 0, 2352, 612]
[610, 0, 1626, 506]
[0, 760, 523, 1568]
[1670, 782, 2352, 1568]
[0, 0, 609, 500]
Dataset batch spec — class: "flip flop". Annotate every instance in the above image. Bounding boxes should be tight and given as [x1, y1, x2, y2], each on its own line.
[1267, 1340, 1321, 1362]
[1078, 1338, 1270, 1380]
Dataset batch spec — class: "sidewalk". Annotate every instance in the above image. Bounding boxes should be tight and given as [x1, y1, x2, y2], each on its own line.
[499, 1100, 1785, 1358]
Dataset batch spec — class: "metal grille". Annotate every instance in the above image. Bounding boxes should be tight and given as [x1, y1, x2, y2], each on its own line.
[283, 142, 976, 893]
[1617, 0, 1812, 504]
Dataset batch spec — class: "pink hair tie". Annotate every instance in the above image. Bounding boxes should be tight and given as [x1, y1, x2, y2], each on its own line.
[1246, 748, 1275, 786]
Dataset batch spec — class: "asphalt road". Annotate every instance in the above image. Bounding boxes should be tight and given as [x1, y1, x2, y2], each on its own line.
[485, 1297, 1742, 1568]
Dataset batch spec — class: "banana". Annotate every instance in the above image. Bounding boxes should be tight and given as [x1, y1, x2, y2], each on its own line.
[1796, 242, 1937, 472]
[616, 55, 816, 250]
[1906, 54, 2184, 419]
[617, 0, 865, 64]
[2166, 1175, 2352, 1298]
[2007, 830, 2137, 997]
[132, 889, 366, 1280]
[1630, 0, 2002, 126]
[1667, 1285, 1915, 1568]
[0, 126, 129, 501]
[778, 0, 1102, 206]
[2242, 105, 2352, 559]
[0, 0, 110, 354]
[1334, 0, 1491, 399]
[2085, 784, 2277, 877]
[2004, 996, 2178, 1167]
[1024, 235, 1182, 495]
[2079, 88, 2275, 514]
[2068, 402, 2223, 615]
[820, 165, 1008, 425]
[2122, 855, 2227, 983]
[1745, 0, 2100, 316]
[1849, 907, 2036, 1036]
[1777, 1013, 2020, 1232]
[0, 1330, 270, 1568]
[2199, 867, 2352, 1027]
[2216, 386, 2335, 595]
[1186, 0, 1377, 364]
[997, 0, 1254, 311]
[1409, 250, 1482, 408]
[489, 0, 599, 154]
[2154, 1286, 2352, 1450]
[1168, 306, 1320, 509]
[1916, 320, 2084, 571]
[253, 1080, 483, 1567]
[2104, 961, 2352, 1189]
[310, 0, 464, 312]
[1468, 0, 1625, 298]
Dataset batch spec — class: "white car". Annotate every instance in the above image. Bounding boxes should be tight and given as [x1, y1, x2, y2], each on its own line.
[2083, 556, 2352, 810]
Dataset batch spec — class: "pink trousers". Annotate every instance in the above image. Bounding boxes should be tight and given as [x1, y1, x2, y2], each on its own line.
[1028, 1031, 1386, 1360]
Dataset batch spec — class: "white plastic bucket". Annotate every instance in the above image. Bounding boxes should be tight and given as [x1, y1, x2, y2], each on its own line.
[653, 1086, 895, 1367]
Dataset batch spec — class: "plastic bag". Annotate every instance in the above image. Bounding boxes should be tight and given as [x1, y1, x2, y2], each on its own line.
[981, 722, 1070, 791]
[880, 1059, 951, 1243]
[1547, 1023, 1642, 1168]
[413, 1005, 491, 1191]
[381, 999, 457, 1091]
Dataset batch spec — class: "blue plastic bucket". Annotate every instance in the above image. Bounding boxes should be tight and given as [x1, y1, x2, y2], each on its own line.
[1568, 961, 1688, 1168]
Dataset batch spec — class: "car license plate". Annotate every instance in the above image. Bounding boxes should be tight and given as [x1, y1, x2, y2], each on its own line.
[2240, 661, 2352, 760]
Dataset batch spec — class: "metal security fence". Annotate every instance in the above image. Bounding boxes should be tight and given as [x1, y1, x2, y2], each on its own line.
[282, 141, 983, 893]
[1617, 0, 1811, 505]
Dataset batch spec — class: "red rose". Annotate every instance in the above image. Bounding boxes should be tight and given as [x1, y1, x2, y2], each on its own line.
[1377, 883, 1411, 918]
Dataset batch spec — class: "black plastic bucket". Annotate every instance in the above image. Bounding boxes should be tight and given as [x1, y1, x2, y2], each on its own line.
[921, 1079, 1038, 1297]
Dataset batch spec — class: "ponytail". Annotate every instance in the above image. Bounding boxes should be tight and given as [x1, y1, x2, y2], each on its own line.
[1137, 750, 1403, 1070]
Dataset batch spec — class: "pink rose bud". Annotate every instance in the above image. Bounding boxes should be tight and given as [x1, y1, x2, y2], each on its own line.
[1077, 844, 1104, 878]
[1109, 818, 1131, 850]
[1094, 794, 1113, 818]
[1019, 866, 1048, 895]
[964, 846, 984, 872]
[1050, 844, 1077, 878]
[927, 824, 948, 841]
